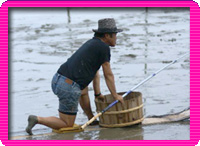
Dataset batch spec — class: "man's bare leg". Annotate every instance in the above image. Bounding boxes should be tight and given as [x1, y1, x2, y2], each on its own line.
[80, 87, 94, 120]
[26, 112, 76, 135]
[79, 87, 99, 125]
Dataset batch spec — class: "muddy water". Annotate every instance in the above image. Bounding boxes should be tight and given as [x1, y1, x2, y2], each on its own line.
[9, 8, 190, 140]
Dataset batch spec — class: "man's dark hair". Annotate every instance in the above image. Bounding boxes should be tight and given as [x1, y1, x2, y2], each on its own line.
[94, 32, 115, 38]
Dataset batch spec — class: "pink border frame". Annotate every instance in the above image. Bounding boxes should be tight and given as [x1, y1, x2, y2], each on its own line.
[0, 1, 199, 145]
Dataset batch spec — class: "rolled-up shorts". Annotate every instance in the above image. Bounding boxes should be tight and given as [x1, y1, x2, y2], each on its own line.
[51, 73, 81, 115]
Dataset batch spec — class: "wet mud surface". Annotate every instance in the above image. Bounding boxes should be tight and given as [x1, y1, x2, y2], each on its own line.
[9, 8, 189, 140]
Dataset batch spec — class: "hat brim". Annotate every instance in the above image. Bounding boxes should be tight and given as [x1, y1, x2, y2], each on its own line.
[92, 29, 123, 33]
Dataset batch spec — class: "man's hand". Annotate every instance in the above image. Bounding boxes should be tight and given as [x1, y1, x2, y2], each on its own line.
[115, 94, 124, 106]
[95, 94, 105, 102]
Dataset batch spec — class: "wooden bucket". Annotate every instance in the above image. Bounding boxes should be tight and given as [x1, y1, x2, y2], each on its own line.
[95, 92, 144, 128]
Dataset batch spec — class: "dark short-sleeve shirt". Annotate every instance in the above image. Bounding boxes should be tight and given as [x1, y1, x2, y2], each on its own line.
[57, 37, 111, 90]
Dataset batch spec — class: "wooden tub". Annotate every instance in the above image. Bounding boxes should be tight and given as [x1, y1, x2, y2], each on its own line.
[95, 92, 144, 128]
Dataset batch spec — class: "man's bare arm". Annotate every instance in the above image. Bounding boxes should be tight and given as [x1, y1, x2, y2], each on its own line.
[102, 62, 124, 104]
[93, 70, 101, 95]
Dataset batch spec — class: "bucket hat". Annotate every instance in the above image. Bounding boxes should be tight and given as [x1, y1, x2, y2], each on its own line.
[92, 18, 123, 33]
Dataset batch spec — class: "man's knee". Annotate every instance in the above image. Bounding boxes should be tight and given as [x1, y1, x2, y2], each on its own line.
[59, 112, 76, 127]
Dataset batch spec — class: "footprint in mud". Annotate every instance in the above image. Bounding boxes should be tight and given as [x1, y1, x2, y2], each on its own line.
[41, 24, 55, 30]
[44, 104, 51, 109]
[118, 54, 137, 63]
[15, 26, 30, 33]
[36, 78, 46, 82]
[122, 54, 137, 58]
[162, 60, 172, 63]
[26, 78, 33, 82]
[25, 48, 33, 53]
[32, 87, 39, 91]
[168, 38, 176, 42]
[181, 64, 189, 69]
[34, 24, 56, 33]
[120, 81, 128, 83]
[35, 29, 41, 34]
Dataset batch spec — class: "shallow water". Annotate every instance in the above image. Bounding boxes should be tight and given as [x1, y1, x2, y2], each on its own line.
[9, 7, 190, 140]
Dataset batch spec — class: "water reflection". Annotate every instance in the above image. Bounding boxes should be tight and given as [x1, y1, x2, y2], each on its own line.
[22, 125, 144, 140]
[96, 125, 144, 140]
[67, 8, 71, 23]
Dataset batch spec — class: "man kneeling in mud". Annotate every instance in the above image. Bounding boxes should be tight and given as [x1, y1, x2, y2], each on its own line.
[26, 18, 124, 135]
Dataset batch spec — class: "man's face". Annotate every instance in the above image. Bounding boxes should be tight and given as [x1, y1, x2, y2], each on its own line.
[105, 33, 117, 47]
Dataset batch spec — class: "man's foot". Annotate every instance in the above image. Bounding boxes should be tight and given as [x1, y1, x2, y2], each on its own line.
[25, 115, 38, 135]
[90, 120, 99, 126]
